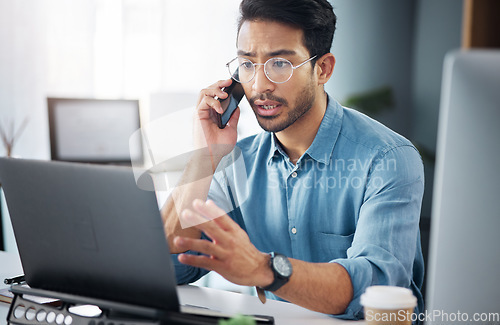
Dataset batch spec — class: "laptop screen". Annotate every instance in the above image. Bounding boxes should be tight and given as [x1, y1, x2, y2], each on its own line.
[0, 158, 178, 311]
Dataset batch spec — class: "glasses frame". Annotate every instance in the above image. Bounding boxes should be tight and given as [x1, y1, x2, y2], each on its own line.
[226, 55, 318, 84]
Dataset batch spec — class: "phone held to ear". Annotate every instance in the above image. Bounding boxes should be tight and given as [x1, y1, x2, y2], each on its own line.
[215, 75, 244, 129]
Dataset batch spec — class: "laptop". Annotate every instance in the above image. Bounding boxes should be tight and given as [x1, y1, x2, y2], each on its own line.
[0, 157, 272, 323]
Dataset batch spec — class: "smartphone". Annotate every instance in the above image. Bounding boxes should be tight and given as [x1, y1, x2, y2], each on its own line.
[215, 75, 244, 129]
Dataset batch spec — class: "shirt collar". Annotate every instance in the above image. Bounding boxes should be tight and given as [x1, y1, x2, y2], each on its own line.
[304, 95, 343, 165]
[266, 95, 343, 165]
[266, 133, 285, 165]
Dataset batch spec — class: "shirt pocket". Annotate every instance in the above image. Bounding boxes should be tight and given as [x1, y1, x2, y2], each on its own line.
[313, 232, 354, 262]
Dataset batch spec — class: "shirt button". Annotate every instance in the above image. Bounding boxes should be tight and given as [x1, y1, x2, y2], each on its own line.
[291, 171, 298, 178]
[291, 227, 297, 234]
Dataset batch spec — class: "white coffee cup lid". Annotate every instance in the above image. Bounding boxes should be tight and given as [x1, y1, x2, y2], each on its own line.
[360, 286, 417, 310]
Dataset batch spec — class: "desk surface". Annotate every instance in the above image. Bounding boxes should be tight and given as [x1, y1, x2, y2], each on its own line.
[0, 251, 362, 324]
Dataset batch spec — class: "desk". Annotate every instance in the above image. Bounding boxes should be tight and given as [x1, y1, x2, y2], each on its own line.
[177, 285, 360, 324]
[0, 251, 362, 324]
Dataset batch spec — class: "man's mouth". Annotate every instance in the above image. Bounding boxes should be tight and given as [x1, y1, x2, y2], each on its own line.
[249, 93, 288, 118]
[254, 103, 282, 117]
[252, 97, 285, 117]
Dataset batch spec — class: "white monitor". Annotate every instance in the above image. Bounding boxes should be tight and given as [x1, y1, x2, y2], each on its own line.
[48, 98, 143, 165]
[426, 50, 500, 324]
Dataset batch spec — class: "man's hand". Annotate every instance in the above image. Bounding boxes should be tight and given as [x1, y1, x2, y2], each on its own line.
[194, 79, 240, 161]
[174, 199, 274, 288]
[175, 200, 353, 315]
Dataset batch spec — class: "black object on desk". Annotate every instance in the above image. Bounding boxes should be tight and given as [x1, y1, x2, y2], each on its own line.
[4, 274, 25, 285]
[7, 285, 274, 325]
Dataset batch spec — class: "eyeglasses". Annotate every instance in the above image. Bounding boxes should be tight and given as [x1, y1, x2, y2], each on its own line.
[226, 55, 317, 84]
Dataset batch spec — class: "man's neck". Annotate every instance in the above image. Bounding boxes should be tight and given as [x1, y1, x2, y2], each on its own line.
[275, 92, 328, 164]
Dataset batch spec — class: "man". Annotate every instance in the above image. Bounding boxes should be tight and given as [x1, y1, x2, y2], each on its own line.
[161, 0, 424, 320]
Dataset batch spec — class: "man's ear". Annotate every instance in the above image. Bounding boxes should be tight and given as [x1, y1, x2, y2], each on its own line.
[315, 53, 335, 85]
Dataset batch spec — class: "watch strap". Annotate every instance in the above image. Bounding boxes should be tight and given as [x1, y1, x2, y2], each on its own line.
[256, 286, 267, 304]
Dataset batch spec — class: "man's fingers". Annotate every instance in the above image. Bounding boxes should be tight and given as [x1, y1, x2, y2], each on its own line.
[198, 79, 233, 104]
[180, 208, 208, 229]
[216, 78, 233, 91]
[227, 106, 241, 130]
[193, 199, 238, 232]
[199, 95, 224, 115]
[192, 199, 226, 220]
[181, 208, 230, 243]
[174, 236, 225, 259]
[177, 253, 222, 271]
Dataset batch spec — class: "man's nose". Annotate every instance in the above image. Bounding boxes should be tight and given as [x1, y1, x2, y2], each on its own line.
[252, 65, 275, 93]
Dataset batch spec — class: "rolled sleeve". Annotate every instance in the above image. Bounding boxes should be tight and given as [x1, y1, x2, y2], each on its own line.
[331, 145, 425, 320]
[172, 231, 213, 284]
[172, 154, 245, 285]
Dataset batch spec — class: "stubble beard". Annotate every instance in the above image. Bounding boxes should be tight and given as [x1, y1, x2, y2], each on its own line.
[251, 83, 316, 133]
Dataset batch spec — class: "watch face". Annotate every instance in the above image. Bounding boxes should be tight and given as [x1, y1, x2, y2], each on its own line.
[273, 254, 293, 277]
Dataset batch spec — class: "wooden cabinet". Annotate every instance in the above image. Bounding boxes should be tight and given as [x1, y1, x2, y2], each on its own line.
[462, 0, 500, 48]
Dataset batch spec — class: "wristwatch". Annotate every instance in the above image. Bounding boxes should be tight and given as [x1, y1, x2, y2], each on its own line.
[261, 252, 293, 292]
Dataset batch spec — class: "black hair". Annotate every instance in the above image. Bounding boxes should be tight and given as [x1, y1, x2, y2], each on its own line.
[237, 0, 336, 62]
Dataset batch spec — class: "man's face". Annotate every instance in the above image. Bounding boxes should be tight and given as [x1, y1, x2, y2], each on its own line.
[237, 20, 317, 133]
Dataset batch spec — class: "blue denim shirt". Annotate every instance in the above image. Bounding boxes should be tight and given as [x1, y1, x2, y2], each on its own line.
[173, 96, 425, 320]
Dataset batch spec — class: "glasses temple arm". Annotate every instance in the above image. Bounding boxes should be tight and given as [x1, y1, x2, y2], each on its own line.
[293, 55, 318, 69]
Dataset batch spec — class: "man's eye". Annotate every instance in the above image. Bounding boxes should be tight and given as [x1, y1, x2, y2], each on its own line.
[273, 60, 288, 69]
[241, 62, 253, 70]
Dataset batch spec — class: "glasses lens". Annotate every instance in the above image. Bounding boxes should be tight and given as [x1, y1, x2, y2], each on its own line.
[265, 58, 293, 83]
[228, 58, 254, 83]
